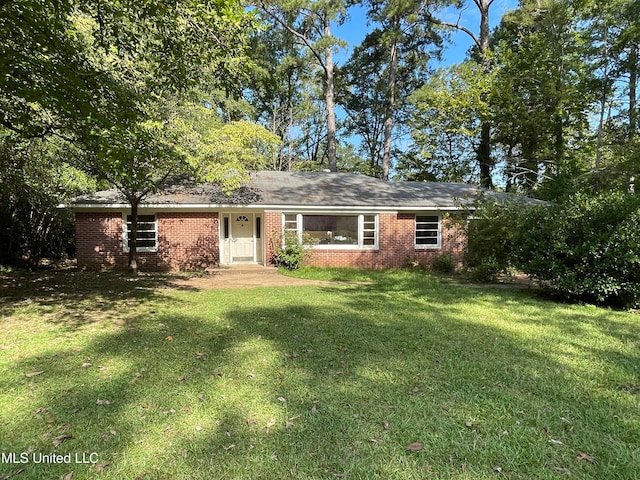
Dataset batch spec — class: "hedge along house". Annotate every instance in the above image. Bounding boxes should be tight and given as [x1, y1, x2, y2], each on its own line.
[70, 171, 500, 271]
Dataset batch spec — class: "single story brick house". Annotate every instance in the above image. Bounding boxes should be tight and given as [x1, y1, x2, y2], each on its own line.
[69, 171, 514, 271]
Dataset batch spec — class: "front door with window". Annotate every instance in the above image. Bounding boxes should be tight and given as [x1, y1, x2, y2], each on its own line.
[231, 214, 254, 262]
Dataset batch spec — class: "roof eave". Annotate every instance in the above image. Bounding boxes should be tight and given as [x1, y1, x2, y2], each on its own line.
[66, 202, 471, 211]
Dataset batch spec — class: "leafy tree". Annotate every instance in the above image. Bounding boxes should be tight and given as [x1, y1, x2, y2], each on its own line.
[427, 0, 499, 188]
[341, 0, 443, 180]
[490, 0, 596, 196]
[245, 17, 315, 170]
[257, 0, 347, 172]
[174, 104, 283, 188]
[0, 133, 96, 265]
[404, 61, 493, 182]
[578, 0, 640, 192]
[1, 0, 256, 272]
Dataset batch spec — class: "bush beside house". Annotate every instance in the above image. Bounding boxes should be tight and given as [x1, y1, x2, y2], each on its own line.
[466, 191, 640, 308]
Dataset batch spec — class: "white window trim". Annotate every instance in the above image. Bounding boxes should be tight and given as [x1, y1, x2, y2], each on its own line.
[282, 213, 378, 250]
[414, 214, 441, 250]
[123, 213, 158, 253]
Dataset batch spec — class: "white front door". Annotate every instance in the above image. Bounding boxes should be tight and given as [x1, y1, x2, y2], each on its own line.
[231, 214, 254, 262]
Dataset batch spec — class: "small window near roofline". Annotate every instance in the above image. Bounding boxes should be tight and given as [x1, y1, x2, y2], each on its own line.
[415, 215, 441, 249]
[124, 214, 157, 252]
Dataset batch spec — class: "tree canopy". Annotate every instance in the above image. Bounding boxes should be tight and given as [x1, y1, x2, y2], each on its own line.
[2, 0, 639, 268]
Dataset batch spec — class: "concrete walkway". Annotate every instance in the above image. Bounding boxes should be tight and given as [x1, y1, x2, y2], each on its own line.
[169, 265, 329, 290]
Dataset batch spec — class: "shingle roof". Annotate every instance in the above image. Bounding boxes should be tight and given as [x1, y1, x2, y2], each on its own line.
[69, 171, 541, 210]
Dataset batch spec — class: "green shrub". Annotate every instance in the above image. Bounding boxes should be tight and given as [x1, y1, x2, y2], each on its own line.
[513, 191, 640, 307]
[464, 200, 525, 280]
[270, 231, 313, 270]
[466, 191, 640, 306]
[403, 256, 422, 270]
[431, 253, 455, 274]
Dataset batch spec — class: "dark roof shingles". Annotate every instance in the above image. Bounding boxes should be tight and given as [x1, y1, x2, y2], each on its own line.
[71, 171, 541, 209]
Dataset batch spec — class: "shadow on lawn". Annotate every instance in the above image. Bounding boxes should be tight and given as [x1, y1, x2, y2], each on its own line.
[1, 274, 638, 479]
[0, 270, 200, 321]
[209, 287, 637, 478]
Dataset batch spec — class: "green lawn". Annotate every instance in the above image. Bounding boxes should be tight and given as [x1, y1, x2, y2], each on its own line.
[0, 269, 638, 479]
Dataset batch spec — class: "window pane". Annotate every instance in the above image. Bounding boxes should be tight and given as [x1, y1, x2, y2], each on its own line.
[415, 214, 439, 247]
[284, 214, 298, 232]
[135, 240, 156, 248]
[363, 215, 375, 228]
[303, 215, 358, 245]
[416, 237, 438, 245]
[126, 214, 157, 250]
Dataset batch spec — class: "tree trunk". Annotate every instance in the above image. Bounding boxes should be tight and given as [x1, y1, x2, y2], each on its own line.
[382, 34, 398, 182]
[477, 0, 493, 189]
[630, 42, 638, 138]
[324, 18, 337, 172]
[479, 123, 493, 188]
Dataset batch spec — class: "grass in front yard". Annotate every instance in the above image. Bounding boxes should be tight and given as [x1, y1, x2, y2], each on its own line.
[0, 269, 638, 479]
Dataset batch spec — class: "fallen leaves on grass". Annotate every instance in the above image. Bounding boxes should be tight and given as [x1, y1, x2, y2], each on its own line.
[265, 418, 276, 434]
[94, 461, 110, 473]
[576, 452, 595, 462]
[405, 442, 424, 452]
[1, 469, 24, 480]
[96, 399, 111, 405]
[53, 434, 72, 447]
[25, 371, 44, 378]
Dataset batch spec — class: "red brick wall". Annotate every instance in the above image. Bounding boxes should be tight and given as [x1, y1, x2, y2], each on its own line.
[76, 210, 465, 271]
[263, 211, 283, 266]
[157, 213, 219, 271]
[76, 212, 127, 270]
[264, 211, 466, 269]
[75, 212, 219, 271]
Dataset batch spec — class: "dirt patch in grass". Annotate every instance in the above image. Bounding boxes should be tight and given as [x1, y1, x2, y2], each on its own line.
[166, 267, 333, 290]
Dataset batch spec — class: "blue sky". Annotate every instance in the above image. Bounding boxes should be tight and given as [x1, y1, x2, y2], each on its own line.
[334, 0, 519, 68]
